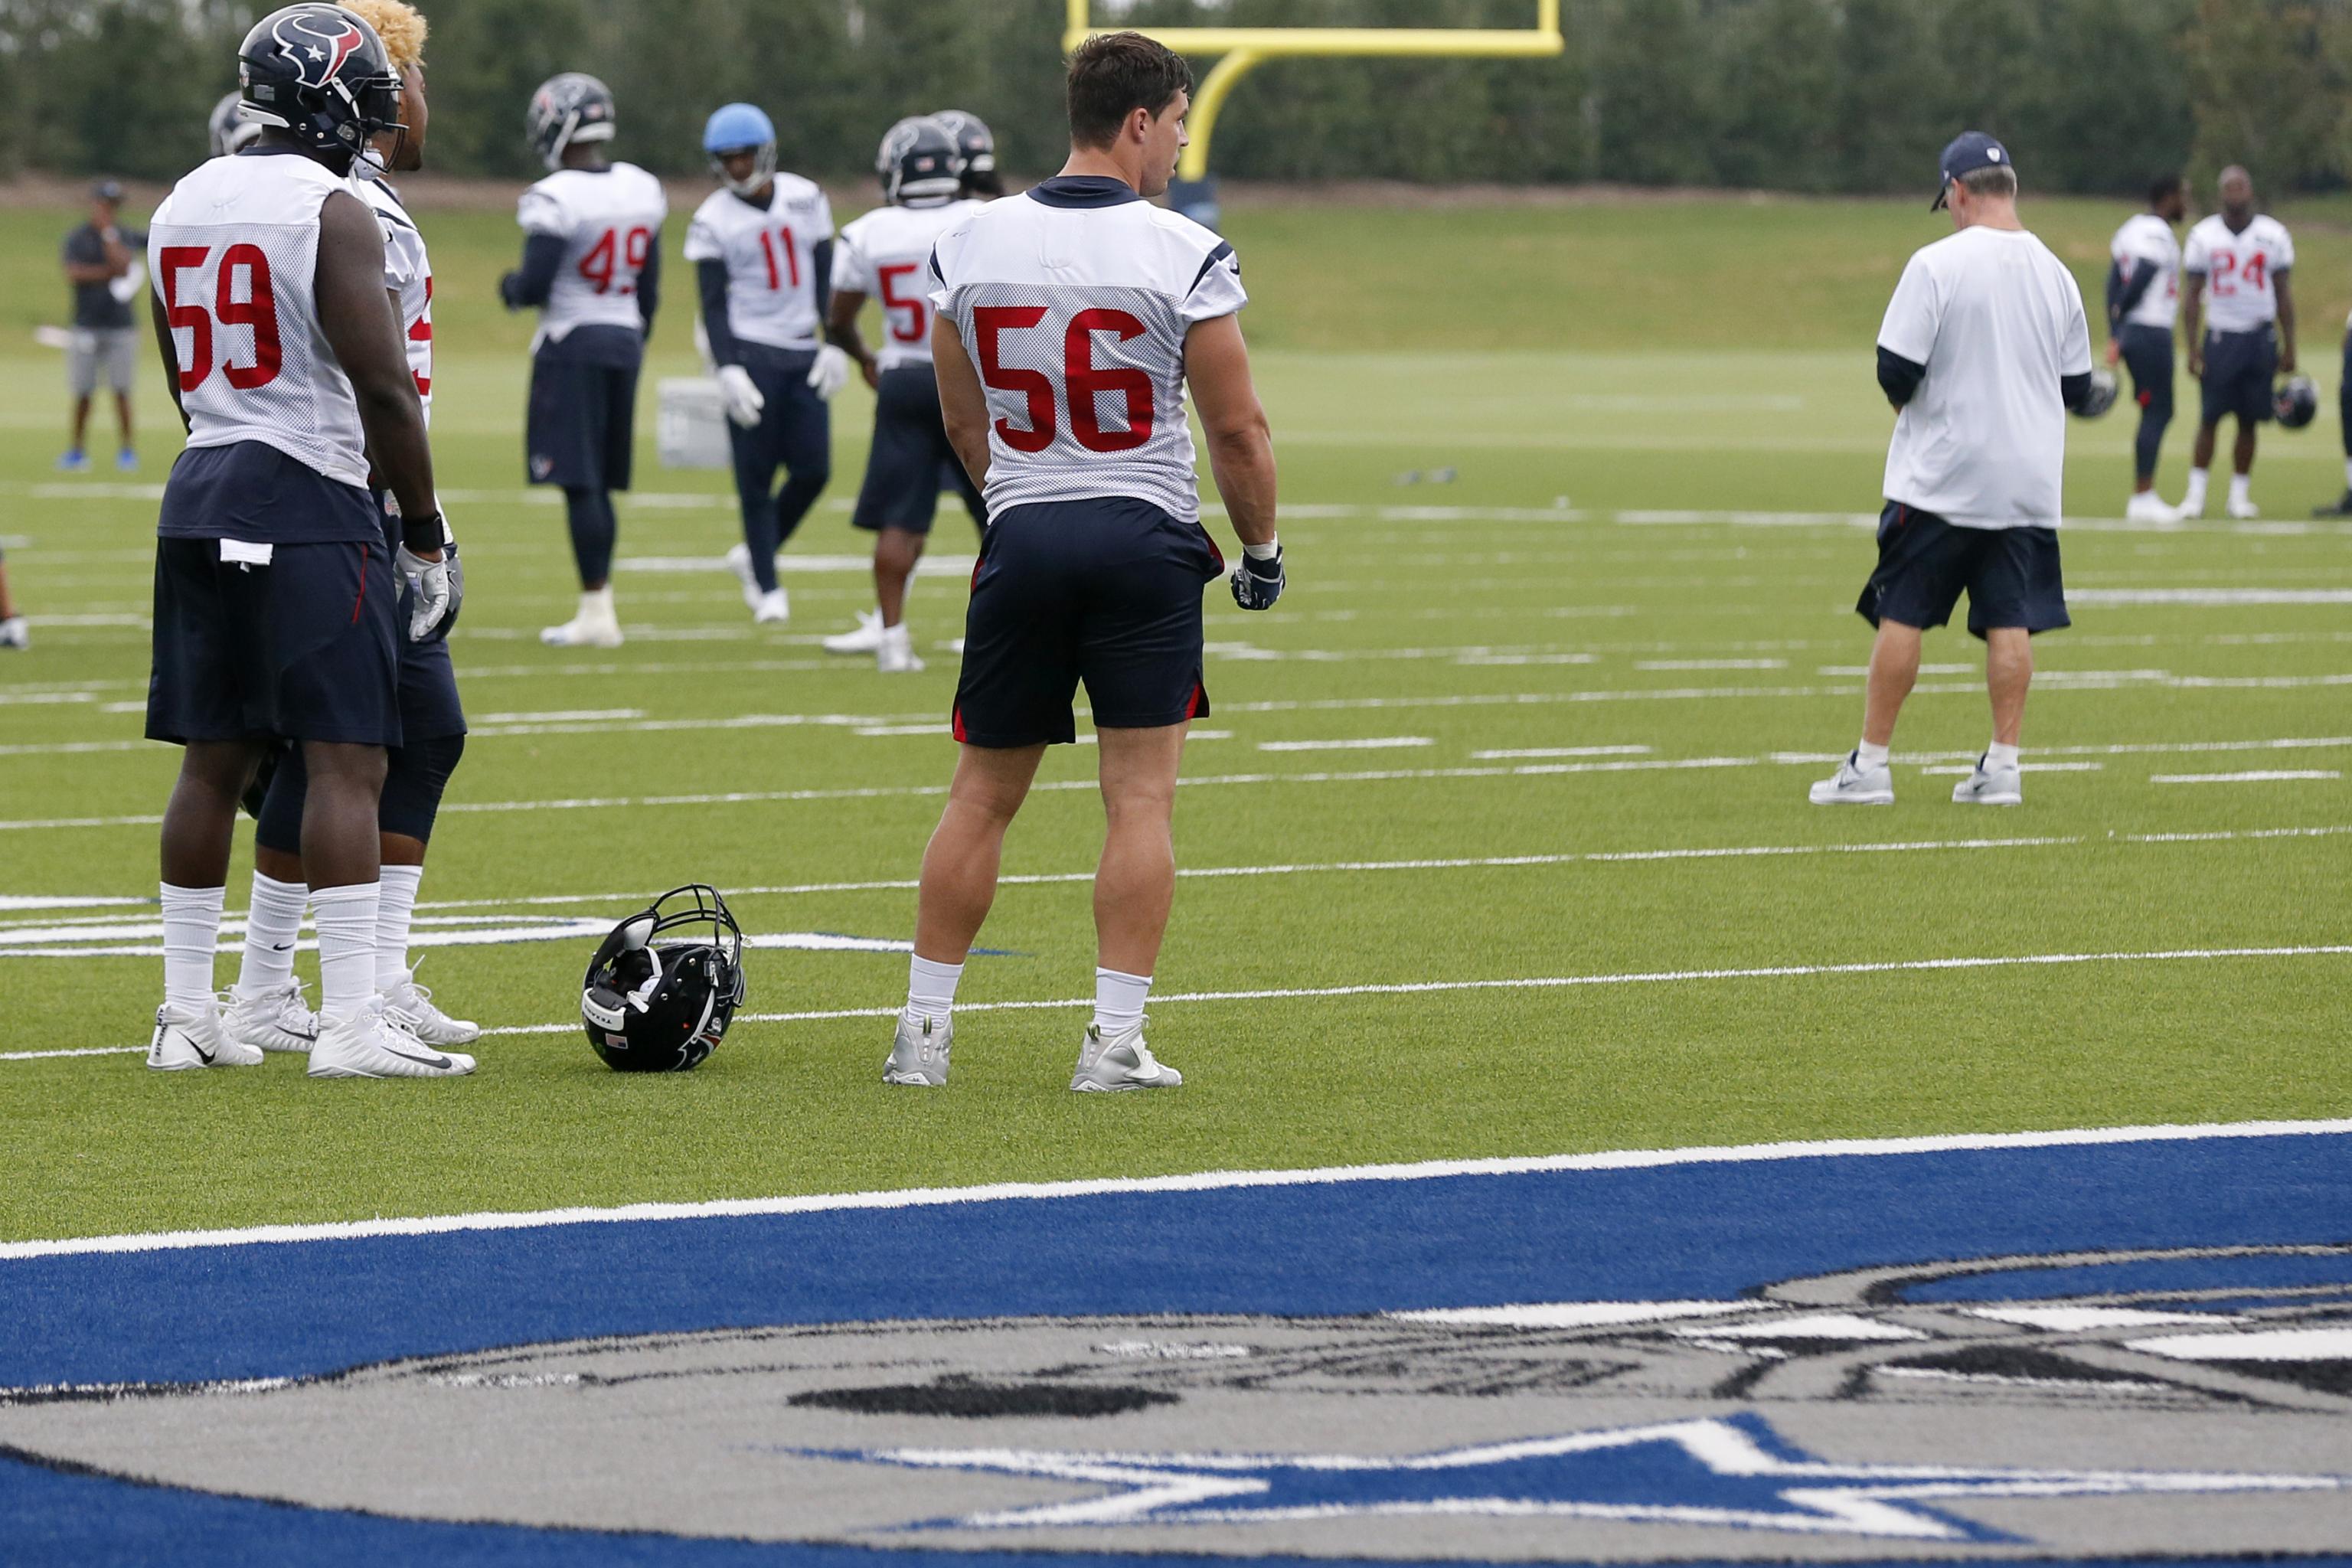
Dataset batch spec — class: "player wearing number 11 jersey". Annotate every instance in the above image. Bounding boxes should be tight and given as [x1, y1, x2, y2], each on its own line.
[883, 32, 1282, 1095]
[501, 72, 665, 648]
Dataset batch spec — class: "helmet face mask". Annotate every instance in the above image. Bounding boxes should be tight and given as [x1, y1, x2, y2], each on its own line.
[237, 4, 405, 169]
[877, 115, 963, 207]
[580, 885, 746, 1073]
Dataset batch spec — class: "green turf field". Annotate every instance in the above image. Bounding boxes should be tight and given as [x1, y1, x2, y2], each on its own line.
[1, 191, 2346, 1246]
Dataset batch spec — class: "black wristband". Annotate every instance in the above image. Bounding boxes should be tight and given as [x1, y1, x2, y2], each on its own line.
[402, 509, 446, 554]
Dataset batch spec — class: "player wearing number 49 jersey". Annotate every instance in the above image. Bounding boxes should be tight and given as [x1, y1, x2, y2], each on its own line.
[884, 33, 1282, 1096]
[501, 72, 665, 648]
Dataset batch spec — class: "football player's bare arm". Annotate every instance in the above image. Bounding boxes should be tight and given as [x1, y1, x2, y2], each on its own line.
[1184, 313, 1276, 549]
[149, 292, 190, 435]
[931, 316, 989, 489]
[315, 188, 438, 557]
[637, 234, 661, 341]
[2275, 271, 2296, 374]
[2182, 277, 2205, 377]
[826, 289, 876, 386]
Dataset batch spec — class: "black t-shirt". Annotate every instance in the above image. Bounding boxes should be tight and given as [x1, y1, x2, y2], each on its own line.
[62, 222, 145, 331]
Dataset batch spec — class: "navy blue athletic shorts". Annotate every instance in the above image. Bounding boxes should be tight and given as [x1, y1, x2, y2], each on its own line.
[852, 365, 982, 535]
[952, 497, 1223, 747]
[528, 328, 642, 491]
[2199, 326, 2278, 427]
[1856, 501, 2069, 640]
[146, 535, 400, 746]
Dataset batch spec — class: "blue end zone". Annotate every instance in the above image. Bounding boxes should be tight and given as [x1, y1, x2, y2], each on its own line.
[4, 1126, 2349, 1565]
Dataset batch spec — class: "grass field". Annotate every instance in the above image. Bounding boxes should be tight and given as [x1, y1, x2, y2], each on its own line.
[1, 188, 2346, 1249]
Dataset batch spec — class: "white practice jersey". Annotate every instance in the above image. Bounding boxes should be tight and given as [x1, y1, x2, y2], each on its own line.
[2182, 213, 2292, 335]
[517, 162, 667, 348]
[2109, 212, 2179, 333]
[833, 198, 980, 371]
[929, 177, 1246, 524]
[355, 171, 433, 422]
[684, 175, 835, 353]
[1877, 225, 2091, 531]
[148, 150, 370, 488]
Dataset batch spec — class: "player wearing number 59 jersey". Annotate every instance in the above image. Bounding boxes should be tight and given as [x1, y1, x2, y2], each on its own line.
[884, 34, 1282, 1096]
[500, 72, 665, 648]
[2180, 168, 2294, 520]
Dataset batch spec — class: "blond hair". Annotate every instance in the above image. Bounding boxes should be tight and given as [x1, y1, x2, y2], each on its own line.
[341, 0, 426, 74]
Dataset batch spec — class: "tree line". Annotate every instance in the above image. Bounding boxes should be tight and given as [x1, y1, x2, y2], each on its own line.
[3, 0, 2344, 198]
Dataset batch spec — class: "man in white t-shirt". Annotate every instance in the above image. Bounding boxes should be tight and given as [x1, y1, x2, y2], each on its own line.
[2105, 174, 2187, 521]
[1811, 133, 2093, 810]
[2179, 166, 2295, 520]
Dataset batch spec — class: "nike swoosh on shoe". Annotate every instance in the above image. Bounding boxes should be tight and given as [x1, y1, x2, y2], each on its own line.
[384, 1044, 455, 1070]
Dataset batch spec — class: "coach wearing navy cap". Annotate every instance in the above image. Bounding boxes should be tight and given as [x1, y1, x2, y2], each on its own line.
[1811, 133, 2095, 809]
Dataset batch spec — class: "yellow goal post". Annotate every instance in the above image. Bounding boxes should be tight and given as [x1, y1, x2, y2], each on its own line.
[1063, 1, 1564, 183]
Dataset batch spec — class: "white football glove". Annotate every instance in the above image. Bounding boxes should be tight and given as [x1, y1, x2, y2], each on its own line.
[394, 503, 459, 643]
[716, 364, 766, 428]
[806, 344, 852, 400]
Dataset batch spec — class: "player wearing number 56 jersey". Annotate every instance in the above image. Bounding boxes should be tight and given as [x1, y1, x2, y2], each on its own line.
[686, 103, 846, 626]
[2180, 167, 2295, 520]
[883, 33, 1282, 1096]
[500, 72, 665, 648]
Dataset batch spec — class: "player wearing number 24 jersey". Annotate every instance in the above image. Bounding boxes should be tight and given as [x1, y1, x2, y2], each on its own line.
[2178, 166, 2295, 521]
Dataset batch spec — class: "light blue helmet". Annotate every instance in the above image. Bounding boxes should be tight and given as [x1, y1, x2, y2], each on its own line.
[702, 103, 776, 195]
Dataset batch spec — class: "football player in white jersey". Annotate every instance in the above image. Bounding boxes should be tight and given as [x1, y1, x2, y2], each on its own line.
[222, 0, 479, 1063]
[2180, 166, 2295, 520]
[2105, 175, 2187, 521]
[818, 116, 981, 672]
[144, 3, 469, 1078]
[500, 72, 666, 648]
[685, 103, 849, 625]
[883, 33, 1282, 1093]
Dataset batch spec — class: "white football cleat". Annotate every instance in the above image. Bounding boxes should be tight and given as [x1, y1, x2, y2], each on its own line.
[220, 979, 318, 1055]
[1071, 1020, 1182, 1092]
[380, 963, 481, 1047]
[2123, 492, 2178, 524]
[884, 1010, 952, 1086]
[1808, 751, 1895, 805]
[823, 610, 886, 654]
[2226, 493, 2261, 521]
[308, 997, 475, 1079]
[877, 623, 924, 673]
[148, 1002, 264, 1071]
[0, 616, 28, 651]
[1951, 755, 2024, 805]
[540, 590, 622, 649]
[753, 587, 790, 625]
[2176, 489, 2207, 519]
[723, 543, 765, 611]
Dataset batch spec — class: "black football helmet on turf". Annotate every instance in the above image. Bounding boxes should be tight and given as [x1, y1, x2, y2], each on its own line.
[528, 73, 616, 171]
[877, 116, 963, 207]
[237, 4, 404, 165]
[931, 109, 1000, 197]
[580, 885, 746, 1073]
[2275, 374, 2319, 430]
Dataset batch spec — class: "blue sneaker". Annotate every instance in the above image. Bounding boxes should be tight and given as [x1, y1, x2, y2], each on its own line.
[116, 449, 138, 472]
[56, 450, 89, 473]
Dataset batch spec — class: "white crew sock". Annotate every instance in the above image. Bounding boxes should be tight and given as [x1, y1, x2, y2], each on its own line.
[584, 586, 616, 619]
[1985, 740, 2021, 772]
[310, 882, 381, 1020]
[374, 864, 423, 991]
[2229, 472, 2252, 507]
[2342, 457, 2352, 488]
[1093, 966, 1152, 1040]
[2183, 467, 2210, 508]
[903, 953, 963, 1024]
[161, 883, 226, 1017]
[1854, 740, 1891, 773]
[234, 872, 309, 1000]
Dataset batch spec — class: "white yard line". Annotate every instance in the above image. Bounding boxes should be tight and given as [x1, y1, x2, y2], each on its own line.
[1257, 737, 1433, 752]
[2151, 770, 2342, 785]
[3, 1116, 2347, 1259]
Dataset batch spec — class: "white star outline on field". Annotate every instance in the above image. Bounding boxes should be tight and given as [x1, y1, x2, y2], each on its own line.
[797, 1413, 2345, 1541]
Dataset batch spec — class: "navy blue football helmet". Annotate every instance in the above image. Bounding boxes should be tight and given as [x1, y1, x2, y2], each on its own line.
[2275, 374, 2319, 430]
[931, 109, 1000, 197]
[528, 72, 616, 171]
[877, 116, 962, 206]
[237, 4, 403, 163]
[580, 885, 746, 1073]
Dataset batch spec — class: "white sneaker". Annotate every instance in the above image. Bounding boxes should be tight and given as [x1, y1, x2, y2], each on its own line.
[380, 963, 481, 1047]
[723, 543, 764, 611]
[2226, 493, 2260, 521]
[1952, 754, 2024, 805]
[877, 623, 924, 673]
[540, 590, 622, 649]
[147, 1002, 264, 1071]
[1071, 1020, 1182, 1092]
[823, 610, 886, 654]
[309, 996, 475, 1079]
[2123, 492, 2179, 524]
[1808, 751, 1895, 805]
[753, 587, 790, 625]
[0, 616, 27, 651]
[884, 1010, 952, 1086]
[220, 979, 318, 1055]
[2177, 488, 2208, 519]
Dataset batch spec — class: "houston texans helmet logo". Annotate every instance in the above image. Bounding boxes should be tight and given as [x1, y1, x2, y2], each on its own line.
[270, 7, 365, 88]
